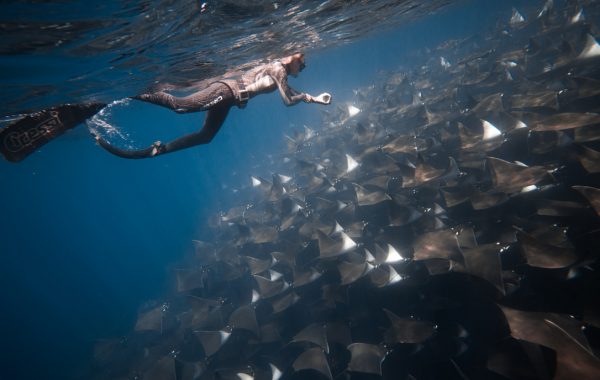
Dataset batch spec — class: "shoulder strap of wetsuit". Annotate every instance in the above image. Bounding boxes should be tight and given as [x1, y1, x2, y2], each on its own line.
[0, 102, 106, 162]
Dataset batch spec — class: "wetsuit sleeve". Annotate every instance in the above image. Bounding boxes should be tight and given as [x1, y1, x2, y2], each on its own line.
[269, 63, 307, 106]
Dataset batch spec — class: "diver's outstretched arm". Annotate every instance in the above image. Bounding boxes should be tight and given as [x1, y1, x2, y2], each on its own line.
[95, 105, 230, 159]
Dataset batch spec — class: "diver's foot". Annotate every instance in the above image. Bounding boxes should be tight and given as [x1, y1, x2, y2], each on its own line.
[151, 141, 166, 157]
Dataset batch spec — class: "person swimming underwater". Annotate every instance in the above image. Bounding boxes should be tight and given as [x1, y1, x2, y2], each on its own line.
[96, 52, 331, 159]
[0, 52, 331, 162]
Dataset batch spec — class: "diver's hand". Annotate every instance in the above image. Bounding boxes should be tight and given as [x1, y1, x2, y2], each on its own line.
[313, 92, 332, 105]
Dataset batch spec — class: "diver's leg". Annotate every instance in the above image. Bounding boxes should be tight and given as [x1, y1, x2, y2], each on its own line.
[133, 83, 231, 113]
[95, 136, 157, 159]
[163, 104, 231, 151]
[132, 92, 181, 110]
[95, 104, 232, 159]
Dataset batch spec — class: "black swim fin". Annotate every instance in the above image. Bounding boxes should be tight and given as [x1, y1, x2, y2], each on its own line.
[0, 102, 106, 162]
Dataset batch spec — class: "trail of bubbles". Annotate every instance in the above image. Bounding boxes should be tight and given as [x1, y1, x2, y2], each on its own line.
[0, 114, 26, 128]
[86, 98, 131, 144]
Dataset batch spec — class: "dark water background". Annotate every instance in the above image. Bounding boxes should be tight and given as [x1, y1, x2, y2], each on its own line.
[0, 1, 550, 379]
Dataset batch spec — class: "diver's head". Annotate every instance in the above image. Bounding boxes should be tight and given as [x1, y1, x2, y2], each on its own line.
[282, 52, 306, 77]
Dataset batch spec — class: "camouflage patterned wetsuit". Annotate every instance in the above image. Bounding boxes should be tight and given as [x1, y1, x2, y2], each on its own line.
[97, 60, 308, 159]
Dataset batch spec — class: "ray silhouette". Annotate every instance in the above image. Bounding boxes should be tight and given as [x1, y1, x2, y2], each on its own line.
[317, 230, 357, 259]
[228, 305, 259, 337]
[383, 308, 436, 345]
[487, 157, 549, 193]
[194, 329, 231, 357]
[292, 347, 332, 380]
[292, 323, 330, 353]
[517, 231, 578, 269]
[346, 343, 387, 376]
[573, 185, 600, 215]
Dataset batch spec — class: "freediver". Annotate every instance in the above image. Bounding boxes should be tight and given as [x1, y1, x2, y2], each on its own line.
[0, 52, 332, 162]
[95, 52, 332, 159]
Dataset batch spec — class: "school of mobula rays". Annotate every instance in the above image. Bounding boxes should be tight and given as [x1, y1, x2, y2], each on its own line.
[93, 2, 600, 379]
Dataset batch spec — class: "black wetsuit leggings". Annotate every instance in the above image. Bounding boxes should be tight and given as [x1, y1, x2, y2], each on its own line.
[97, 82, 236, 158]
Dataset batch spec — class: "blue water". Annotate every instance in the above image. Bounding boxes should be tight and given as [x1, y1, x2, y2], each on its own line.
[0, 1, 550, 378]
